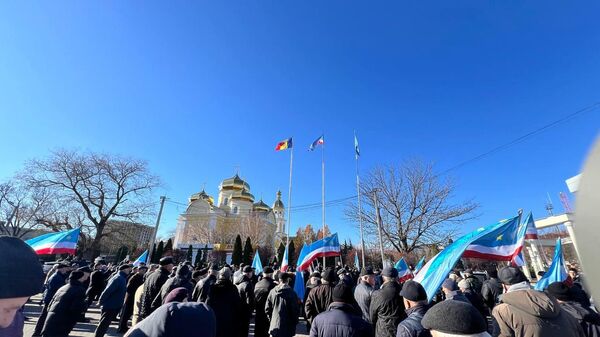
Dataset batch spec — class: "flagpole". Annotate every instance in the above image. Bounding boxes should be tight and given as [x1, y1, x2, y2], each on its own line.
[286, 145, 294, 248]
[321, 135, 326, 268]
[355, 131, 366, 269]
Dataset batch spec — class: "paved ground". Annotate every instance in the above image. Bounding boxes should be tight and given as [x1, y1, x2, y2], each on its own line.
[23, 295, 309, 337]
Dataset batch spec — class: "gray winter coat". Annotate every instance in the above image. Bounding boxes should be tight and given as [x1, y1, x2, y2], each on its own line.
[99, 271, 128, 310]
[265, 284, 300, 337]
[354, 281, 373, 323]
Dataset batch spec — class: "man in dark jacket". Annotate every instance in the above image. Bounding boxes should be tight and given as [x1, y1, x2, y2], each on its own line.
[266, 272, 300, 337]
[458, 279, 487, 318]
[138, 257, 174, 320]
[193, 265, 218, 302]
[118, 265, 147, 333]
[41, 269, 90, 337]
[154, 264, 194, 306]
[236, 265, 255, 337]
[206, 267, 244, 337]
[310, 283, 372, 337]
[354, 267, 375, 323]
[547, 281, 600, 337]
[33, 263, 70, 337]
[396, 281, 430, 337]
[369, 267, 406, 337]
[305, 268, 338, 325]
[94, 264, 132, 337]
[124, 302, 216, 337]
[254, 267, 277, 337]
[492, 266, 585, 337]
[481, 269, 503, 311]
[86, 263, 108, 306]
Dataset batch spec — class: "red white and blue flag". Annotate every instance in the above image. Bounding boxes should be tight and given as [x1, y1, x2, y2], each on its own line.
[524, 212, 539, 240]
[297, 233, 341, 271]
[26, 228, 81, 255]
[280, 244, 289, 272]
[463, 216, 526, 261]
[308, 135, 324, 151]
[394, 257, 413, 282]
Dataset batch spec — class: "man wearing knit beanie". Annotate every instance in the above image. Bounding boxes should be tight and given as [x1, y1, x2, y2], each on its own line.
[0, 236, 44, 337]
[397, 280, 429, 337]
[310, 283, 372, 337]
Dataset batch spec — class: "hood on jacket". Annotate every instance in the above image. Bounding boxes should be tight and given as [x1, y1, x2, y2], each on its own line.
[502, 289, 560, 319]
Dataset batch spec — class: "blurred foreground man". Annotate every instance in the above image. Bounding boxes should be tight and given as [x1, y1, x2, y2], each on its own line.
[422, 300, 490, 337]
[0, 237, 44, 337]
[492, 266, 585, 337]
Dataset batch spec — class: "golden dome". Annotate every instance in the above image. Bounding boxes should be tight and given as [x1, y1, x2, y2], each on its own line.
[272, 190, 284, 210]
[220, 174, 250, 191]
[189, 190, 214, 205]
[253, 199, 272, 212]
[230, 187, 255, 202]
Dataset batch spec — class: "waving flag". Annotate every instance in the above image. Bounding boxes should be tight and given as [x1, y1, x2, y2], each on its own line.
[297, 234, 341, 271]
[252, 250, 264, 275]
[463, 217, 525, 261]
[394, 258, 413, 282]
[309, 135, 324, 151]
[354, 253, 360, 270]
[294, 270, 305, 301]
[414, 216, 519, 302]
[26, 228, 80, 255]
[275, 138, 293, 151]
[535, 239, 568, 290]
[354, 133, 360, 159]
[280, 244, 289, 272]
[414, 257, 425, 275]
[133, 250, 148, 267]
[524, 212, 539, 240]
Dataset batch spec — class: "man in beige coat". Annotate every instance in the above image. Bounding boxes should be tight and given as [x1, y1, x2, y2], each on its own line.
[492, 266, 584, 337]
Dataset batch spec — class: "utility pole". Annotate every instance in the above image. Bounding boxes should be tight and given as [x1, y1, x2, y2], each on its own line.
[148, 196, 166, 263]
[372, 190, 386, 268]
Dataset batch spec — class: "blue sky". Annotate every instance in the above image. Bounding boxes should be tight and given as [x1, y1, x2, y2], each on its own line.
[0, 1, 599, 243]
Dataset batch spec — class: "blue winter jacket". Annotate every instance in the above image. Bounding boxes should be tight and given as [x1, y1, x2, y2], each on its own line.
[43, 272, 67, 304]
[396, 303, 431, 337]
[310, 302, 373, 337]
[98, 271, 128, 310]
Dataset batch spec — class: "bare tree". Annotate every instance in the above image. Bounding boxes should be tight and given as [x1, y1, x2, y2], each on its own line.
[0, 180, 55, 238]
[346, 159, 478, 255]
[23, 150, 160, 257]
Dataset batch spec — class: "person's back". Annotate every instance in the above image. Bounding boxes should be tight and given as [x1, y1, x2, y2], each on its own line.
[305, 269, 338, 324]
[254, 269, 276, 337]
[546, 281, 600, 337]
[310, 302, 372, 337]
[369, 267, 406, 337]
[481, 276, 503, 310]
[125, 302, 216, 337]
[139, 259, 173, 319]
[206, 268, 243, 337]
[265, 273, 299, 337]
[494, 289, 584, 337]
[42, 275, 87, 337]
[193, 273, 217, 302]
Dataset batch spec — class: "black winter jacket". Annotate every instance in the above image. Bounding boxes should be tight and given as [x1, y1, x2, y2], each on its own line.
[193, 274, 216, 302]
[305, 283, 335, 324]
[254, 277, 277, 337]
[206, 279, 244, 337]
[236, 275, 255, 318]
[369, 281, 406, 337]
[560, 300, 600, 337]
[41, 279, 87, 336]
[481, 277, 503, 310]
[396, 303, 431, 337]
[139, 267, 171, 319]
[265, 284, 300, 337]
[125, 302, 216, 337]
[310, 302, 372, 337]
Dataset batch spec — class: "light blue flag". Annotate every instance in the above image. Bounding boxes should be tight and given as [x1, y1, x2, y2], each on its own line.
[252, 251, 264, 275]
[133, 250, 148, 267]
[534, 239, 567, 291]
[354, 253, 360, 270]
[414, 216, 519, 302]
[294, 270, 305, 302]
[414, 257, 425, 274]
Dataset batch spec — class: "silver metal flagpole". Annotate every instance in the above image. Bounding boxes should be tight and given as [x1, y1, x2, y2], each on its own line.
[355, 131, 366, 269]
[286, 144, 294, 248]
[322, 135, 326, 268]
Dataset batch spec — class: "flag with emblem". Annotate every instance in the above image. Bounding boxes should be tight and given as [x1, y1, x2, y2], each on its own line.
[309, 135, 324, 151]
[275, 138, 293, 151]
[26, 227, 81, 255]
[463, 216, 525, 261]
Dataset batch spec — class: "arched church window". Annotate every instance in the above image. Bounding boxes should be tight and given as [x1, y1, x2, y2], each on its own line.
[233, 206, 238, 214]
[224, 197, 228, 205]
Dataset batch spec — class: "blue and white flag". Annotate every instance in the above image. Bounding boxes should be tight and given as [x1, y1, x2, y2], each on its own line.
[354, 253, 360, 270]
[133, 250, 148, 267]
[535, 239, 568, 291]
[309, 135, 325, 151]
[354, 133, 360, 159]
[297, 234, 341, 271]
[26, 228, 80, 255]
[280, 244, 289, 272]
[414, 216, 519, 302]
[252, 250, 264, 275]
[463, 217, 525, 261]
[414, 257, 425, 275]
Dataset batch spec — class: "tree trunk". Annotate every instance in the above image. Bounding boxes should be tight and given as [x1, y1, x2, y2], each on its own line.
[89, 223, 105, 259]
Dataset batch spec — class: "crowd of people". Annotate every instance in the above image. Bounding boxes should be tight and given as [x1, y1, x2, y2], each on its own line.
[1, 236, 599, 337]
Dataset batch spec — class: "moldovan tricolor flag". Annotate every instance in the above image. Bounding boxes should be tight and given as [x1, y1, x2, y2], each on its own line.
[26, 228, 81, 255]
[394, 257, 413, 282]
[524, 212, 539, 240]
[275, 138, 293, 151]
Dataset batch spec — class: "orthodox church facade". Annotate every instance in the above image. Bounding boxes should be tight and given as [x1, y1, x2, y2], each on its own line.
[173, 174, 286, 250]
